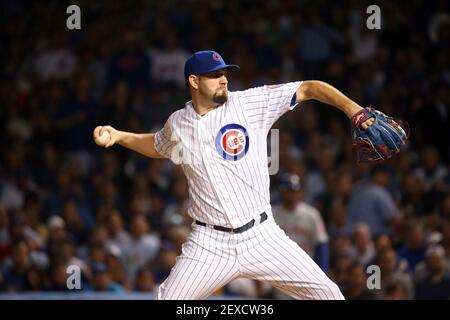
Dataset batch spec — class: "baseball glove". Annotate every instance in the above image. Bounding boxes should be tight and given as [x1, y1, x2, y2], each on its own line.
[350, 107, 409, 163]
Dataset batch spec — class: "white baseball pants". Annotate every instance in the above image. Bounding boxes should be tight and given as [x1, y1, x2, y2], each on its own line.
[157, 214, 344, 300]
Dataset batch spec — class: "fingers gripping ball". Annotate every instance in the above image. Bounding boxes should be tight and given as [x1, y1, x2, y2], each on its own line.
[350, 107, 409, 163]
[95, 131, 111, 147]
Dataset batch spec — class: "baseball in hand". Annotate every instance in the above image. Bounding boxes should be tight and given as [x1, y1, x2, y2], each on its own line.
[95, 131, 111, 146]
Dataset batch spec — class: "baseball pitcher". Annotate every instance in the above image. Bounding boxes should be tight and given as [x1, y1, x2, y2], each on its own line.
[93, 50, 408, 299]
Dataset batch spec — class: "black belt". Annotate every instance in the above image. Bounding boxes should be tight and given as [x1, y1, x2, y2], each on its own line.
[195, 212, 268, 234]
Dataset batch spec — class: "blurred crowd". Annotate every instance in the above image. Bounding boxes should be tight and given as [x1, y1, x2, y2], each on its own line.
[0, 0, 450, 299]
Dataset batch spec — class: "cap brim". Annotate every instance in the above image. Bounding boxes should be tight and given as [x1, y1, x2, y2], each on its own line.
[198, 64, 240, 75]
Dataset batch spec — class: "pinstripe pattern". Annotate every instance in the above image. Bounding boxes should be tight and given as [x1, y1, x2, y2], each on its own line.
[157, 213, 343, 300]
[240, 218, 343, 300]
[154, 82, 303, 227]
[154, 82, 344, 300]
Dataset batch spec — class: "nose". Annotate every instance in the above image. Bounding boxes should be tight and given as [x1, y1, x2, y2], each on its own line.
[219, 74, 228, 85]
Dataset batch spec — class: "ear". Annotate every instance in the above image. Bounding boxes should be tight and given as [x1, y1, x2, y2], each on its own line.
[188, 75, 199, 90]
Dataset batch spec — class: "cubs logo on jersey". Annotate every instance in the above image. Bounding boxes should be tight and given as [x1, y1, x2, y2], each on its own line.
[215, 123, 249, 161]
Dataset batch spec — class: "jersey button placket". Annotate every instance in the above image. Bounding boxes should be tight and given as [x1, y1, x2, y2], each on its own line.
[198, 118, 231, 227]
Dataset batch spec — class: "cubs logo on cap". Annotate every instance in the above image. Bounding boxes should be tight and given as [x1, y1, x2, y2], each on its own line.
[212, 52, 222, 62]
[215, 123, 249, 161]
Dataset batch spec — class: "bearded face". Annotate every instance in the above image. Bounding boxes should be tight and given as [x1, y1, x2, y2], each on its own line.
[198, 69, 229, 105]
[212, 87, 228, 104]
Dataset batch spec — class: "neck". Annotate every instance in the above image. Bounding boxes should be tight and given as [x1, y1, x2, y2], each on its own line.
[282, 201, 298, 211]
[191, 94, 220, 116]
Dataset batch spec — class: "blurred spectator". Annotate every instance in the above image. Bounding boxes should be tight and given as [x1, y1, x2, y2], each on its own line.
[377, 249, 414, 299]
[34, 33, 77, 81]
[327, 198, 351, 238]
[105, 244, 128, 288]
[61, 200, 91, 246]
[54, 74, 97, 155]
[162, 176, 190, 229]
[415, 245, 450, 300]
[347, 165, 402, 237]
[107, 30, 150, 89]
[383, 281, 408, 300]
[343, 262, 376, 300]
[148, 32, 190, 89]
[22, 192, 47, 246]
[225, 278, 260, 299]
[165, 225, 190, 255]
[9, 212, 45, 253]
[25, 266, 46, 291]
[105, 210, 132, 262]
[125, 214, 160, 281]
[397, 219, 427, 272]
[329, 235, 356, 290]
[0, 173, 25, 211]
[440, 218, 450, 264]
[46, 215, 69, 256]
[77, 226, 108, 267]
[370, 234, 393, 266]
[351, 223, 375, 266]
[1, 241, 30, 291]
[151, 243, 178, 285]
[91, 262, 123, 293]
[413, 146, 448, 191]
[297, 8, 345, 76]
[52, 238, 89, 282]
[349, 10, 379, 63]
[414, 85, 450, 162]
[401, 174, 426, 216]
[47, 260, 71, 291]
[134, 267, 155, 292]
[0, 207, 11, 264]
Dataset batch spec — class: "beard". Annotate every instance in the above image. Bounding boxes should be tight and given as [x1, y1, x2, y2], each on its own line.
[212, 89, 228, 105]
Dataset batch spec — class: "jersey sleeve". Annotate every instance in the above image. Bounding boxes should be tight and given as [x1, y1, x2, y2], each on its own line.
[238, 81, 303, 131]
[154, 115, 179, 161]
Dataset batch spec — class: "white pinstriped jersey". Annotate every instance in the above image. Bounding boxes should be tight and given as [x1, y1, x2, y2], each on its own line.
[154, 81, 302, 228]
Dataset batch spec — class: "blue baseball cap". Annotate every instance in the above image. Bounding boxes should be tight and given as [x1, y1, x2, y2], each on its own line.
[184, 50, 240, 79]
